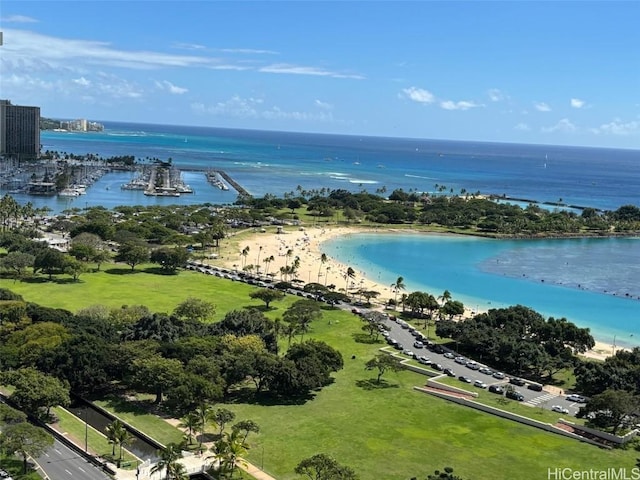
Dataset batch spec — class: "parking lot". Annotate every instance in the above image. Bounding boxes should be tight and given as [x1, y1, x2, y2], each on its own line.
[377, 313, 586, 416]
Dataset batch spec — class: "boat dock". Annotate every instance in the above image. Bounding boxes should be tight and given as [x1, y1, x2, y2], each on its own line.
[205, 169, 251, 198]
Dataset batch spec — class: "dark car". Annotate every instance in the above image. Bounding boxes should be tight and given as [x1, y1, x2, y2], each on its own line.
[458, 375, 472, 383]
[509, 377, 526, 386]
[431, 363, 444, 371]
[444, 368, 456, 377]
[527, 383, 543, 392]
[506, 390, 524, 401]
[488, 385, 504, 395]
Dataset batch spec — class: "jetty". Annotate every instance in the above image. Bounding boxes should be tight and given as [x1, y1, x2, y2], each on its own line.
[211, 169, 250, 197]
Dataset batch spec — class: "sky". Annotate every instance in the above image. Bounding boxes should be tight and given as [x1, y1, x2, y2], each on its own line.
[1, 1, 639, 149]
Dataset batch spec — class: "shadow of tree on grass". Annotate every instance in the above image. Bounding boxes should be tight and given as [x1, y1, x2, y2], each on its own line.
[355, 378, 400, 390]
[352, 333, 383, 344]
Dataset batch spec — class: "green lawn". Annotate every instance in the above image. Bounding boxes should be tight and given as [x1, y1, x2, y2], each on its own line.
[3, 268, 637, 480]
[0, 265, 301, 320]
[93, 397, 184, 447]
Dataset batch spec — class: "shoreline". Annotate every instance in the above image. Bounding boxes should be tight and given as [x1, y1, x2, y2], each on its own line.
[217, 224, 623, 361]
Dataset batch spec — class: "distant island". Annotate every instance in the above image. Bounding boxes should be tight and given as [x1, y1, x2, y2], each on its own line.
[40, 117, 104, 132]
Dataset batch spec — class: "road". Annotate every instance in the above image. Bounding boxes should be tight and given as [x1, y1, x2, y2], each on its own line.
[36, 438, 111, 480]
[377, 312, 586, 416]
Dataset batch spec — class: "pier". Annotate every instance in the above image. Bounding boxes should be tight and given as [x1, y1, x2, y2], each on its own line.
[204, 169, 251, 197]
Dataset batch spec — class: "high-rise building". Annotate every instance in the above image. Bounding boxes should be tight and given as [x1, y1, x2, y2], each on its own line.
[0, 99, 41, 159]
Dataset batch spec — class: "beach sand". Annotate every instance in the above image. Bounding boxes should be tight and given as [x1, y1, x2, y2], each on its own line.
[215, 224, 616, 360]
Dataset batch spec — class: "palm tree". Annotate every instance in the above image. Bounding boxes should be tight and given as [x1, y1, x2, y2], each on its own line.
[392, 276, 406, 308]
[344, 267, 356, 293]
[255, 246, 263, 276]
[318, 253, 328, 282]
[151, 443, 183, 480]
[438, 289, 452, 306]
[285, 249, 294, 269]
[178, 411, 202, 446]
[195, 404, 216, 450]
[116, 429, 134, 464]
[240, 246, 250, 269]
[209, 429, 248, 479]
[105, 420, 125, 457]
[263, 255, 274, 277]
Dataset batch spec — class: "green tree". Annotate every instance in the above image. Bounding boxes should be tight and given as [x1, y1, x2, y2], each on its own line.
[294, 453, 358, 480]
[179, 411, 203, 446]
[317, 253, 328, 282]
[283, 300, 323, 341]
[150, 246, 189, 273]
[2, 367, 70, 417]
[344, 267, 356, 292]
[578, 389, 640, 434]
[214, 408, 236, 437]
[0, 251, 35, 280]
[365, 353, 403, 384]
[249, 288, 285, 308]
[105, 419, 125, 457]
[209, 428, 247, 479]
[115, 241, 149, 271]
[232, 419, 260, 445]
[426, 466, 469, 480]
[392, 276, 406, 307]
[151, 443, 184, 480]
[33, 248, 66, 279]
[131, 355, 184, 403]
[0, 422, 54, 474]
[173, 297, 216, 322]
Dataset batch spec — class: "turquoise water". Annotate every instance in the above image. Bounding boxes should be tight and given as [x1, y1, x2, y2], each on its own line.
[323, 233, 640, 347]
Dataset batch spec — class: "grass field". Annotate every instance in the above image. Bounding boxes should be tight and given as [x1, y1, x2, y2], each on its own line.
[2, 267, 637, 480]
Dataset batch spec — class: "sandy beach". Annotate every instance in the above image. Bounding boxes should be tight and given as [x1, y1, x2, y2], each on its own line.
[217, 224, 618, 361]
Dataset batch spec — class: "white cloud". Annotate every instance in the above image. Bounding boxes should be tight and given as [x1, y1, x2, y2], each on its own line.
[514, 123, 531, 131]
[72, 77, 91, 87]
[534, 102, 551, 112]
[590, 120, 640, 136]
[220, 48, 278, 55]
[1, 15, 38, 23]
[440, 100, 483, 111]
[155, 80, 188, 95]
[487, 88, 506, 102]
[172, 42, 207, 51]
[401, 87, 435, 105]
[542, 118, 577, 133]
[2, 28, 242, 72]
[570, 98, 586, 109]
[314, 99, 333, 110]
[191, 96, 335, 123]
[259, 63, 363, 79]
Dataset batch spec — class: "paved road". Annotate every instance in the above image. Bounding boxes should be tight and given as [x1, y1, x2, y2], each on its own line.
[36, 438, 111, 480]
[377, 312, 585, 416]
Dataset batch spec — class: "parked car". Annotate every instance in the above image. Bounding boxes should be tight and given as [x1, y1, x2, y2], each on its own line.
[551, 405, 569, 414]
[506, 390, 524, 401]
[488, 385, 504, 394]
[473, 380, 488, 389]
[492, 372, 506, 380]
[509, 377, 526, 386]
[403, 348, 413, 356]
[466, 362, 480, 371]
[431, 363, 444, 371]
[458, 375, 472, 383]
[454, 356, 467, 364]
[566, 394, 587, 403]
[444, 368, 456, 377]
[527, 383, 543, 392]
[479, 367, 493, 375]
[413, 341, 424, 349]
[417, 356, 430, 365]
[443, 352, 455, 359]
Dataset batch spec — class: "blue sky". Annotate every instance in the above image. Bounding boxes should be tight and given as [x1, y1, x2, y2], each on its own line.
[1, 1, 639, 149]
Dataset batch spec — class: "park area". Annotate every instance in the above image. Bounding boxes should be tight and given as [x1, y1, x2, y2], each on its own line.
[0, 265, 636, 480]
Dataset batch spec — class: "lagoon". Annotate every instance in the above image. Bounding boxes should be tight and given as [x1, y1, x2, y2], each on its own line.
[324, 233, 640, 347]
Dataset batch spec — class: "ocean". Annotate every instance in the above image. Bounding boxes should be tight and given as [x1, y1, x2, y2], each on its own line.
[12, 122, 640, 344]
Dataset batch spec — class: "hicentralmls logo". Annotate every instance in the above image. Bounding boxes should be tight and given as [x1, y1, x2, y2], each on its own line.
[548, 468, 640, 480]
